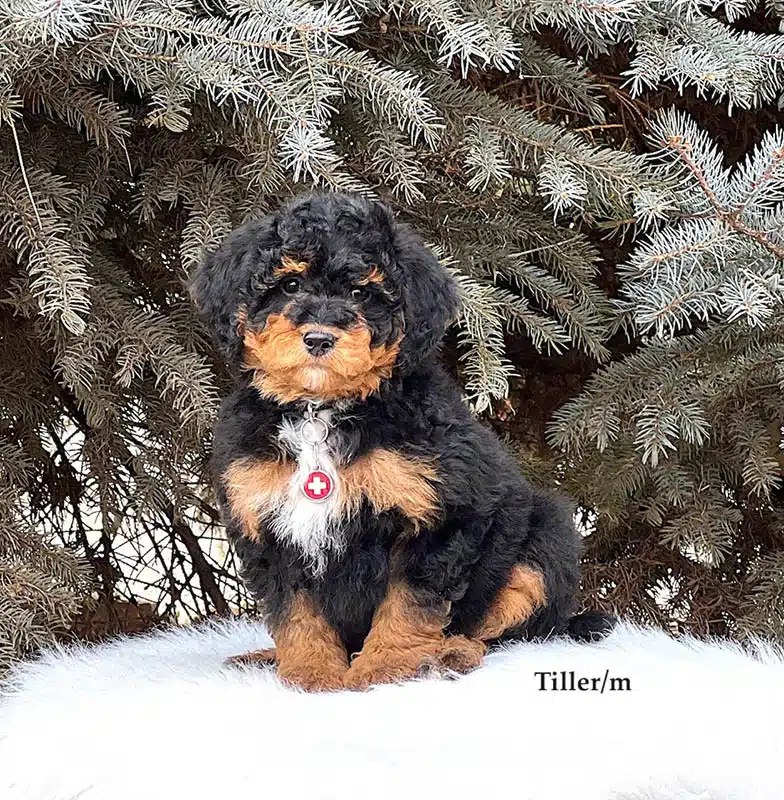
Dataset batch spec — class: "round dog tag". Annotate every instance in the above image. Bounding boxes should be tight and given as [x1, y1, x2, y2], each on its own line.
[303, 470, 333, 502]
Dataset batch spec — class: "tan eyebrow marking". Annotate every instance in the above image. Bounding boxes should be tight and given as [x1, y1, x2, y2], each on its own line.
[358, 266, 385, 285]
[273, 256, 309, 277]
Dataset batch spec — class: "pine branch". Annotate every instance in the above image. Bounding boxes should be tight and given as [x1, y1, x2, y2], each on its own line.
[662, 123, 784, 260]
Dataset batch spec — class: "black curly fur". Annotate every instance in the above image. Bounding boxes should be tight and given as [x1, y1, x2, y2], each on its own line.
[192, 192, 615, 656]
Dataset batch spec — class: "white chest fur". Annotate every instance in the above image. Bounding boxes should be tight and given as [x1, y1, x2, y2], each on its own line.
[271, 409, 345, 575]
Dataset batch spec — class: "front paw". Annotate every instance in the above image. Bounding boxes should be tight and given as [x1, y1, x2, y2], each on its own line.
[344, 648, 439, 690]
[437, 635, 486, 674]
[277, 660, 347, 692]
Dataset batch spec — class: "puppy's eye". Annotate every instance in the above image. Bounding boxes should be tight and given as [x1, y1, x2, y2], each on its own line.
[350, 286, 369, 301]
[281, 278, 300, 295]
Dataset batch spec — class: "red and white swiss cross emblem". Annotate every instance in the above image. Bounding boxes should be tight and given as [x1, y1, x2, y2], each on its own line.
[302, 470, 333, 502]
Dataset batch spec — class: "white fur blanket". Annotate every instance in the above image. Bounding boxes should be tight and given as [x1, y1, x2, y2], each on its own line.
[0, 619, 782, 800]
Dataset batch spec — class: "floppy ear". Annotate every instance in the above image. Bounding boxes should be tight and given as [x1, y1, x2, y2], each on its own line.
[392, 223, 460, 373]
[189, 216, 280, 362]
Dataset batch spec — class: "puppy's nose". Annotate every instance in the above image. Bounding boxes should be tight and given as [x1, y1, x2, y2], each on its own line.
[302, 330, 336, 356]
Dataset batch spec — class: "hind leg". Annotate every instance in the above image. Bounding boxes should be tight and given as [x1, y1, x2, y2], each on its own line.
[470, 490, 615, 646]
[455, 488, 581, 644]
[472, 564, 548, 641]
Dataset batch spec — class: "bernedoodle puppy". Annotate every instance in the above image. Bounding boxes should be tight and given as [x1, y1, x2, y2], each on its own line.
[191, 192, 615, 692]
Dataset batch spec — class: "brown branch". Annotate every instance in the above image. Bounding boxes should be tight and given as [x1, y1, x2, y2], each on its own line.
[43, 421, 96, 563]
[170, 516, 230, 615]
[54, 382, 231, 616]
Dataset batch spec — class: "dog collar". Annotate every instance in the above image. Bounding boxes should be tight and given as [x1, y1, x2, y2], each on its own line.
[299, 404, 335, 502]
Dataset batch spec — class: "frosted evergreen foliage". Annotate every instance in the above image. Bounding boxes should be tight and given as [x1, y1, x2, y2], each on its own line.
[1, 0, 783, 669]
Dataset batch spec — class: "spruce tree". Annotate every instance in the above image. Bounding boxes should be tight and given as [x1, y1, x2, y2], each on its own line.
[1, 0, 783, 671]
